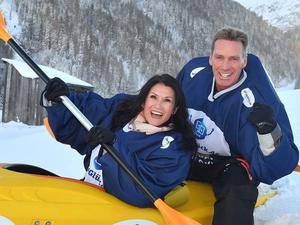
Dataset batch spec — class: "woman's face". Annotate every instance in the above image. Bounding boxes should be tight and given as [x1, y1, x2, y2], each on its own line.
[141, 83, 176, 127]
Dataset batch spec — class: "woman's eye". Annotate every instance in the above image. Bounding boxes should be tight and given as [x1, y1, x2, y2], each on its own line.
[150, 95, 156, 99]
[164, 98, 172, 103]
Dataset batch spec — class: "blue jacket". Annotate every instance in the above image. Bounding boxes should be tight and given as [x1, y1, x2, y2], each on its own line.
[177, 54, 299, 184]
[45, 92, 191, 207]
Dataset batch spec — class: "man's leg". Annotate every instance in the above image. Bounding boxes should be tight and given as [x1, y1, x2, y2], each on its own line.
[212, 164, 258, 225]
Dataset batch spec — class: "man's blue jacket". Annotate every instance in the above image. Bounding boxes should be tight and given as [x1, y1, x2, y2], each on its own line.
[177, 54, 299, 184]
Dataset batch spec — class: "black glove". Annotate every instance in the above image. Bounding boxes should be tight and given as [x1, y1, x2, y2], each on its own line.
[188, 152, 242, 182]
[248, 102, 277, 134]
[85, 126, 115, 146]
[44, 77, 69, 103]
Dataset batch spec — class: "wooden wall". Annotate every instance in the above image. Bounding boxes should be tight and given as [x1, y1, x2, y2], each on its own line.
[2, 63, 93, 125]
[2, 64, 46, 125]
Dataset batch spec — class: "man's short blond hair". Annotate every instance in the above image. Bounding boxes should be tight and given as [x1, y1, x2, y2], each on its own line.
[211, 27, 248, 57]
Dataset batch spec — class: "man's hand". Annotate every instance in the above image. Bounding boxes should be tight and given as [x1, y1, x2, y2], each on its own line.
[248, 102, 277, 134]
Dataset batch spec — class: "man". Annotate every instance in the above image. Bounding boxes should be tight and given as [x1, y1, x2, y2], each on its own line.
[177, 27, 299, 225]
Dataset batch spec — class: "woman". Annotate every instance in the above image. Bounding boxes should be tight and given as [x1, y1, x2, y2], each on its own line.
[42, 74, 197, 207]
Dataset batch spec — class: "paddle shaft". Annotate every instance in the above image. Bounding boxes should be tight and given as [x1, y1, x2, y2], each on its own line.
[7, 39, 49, 83]
[6, 38, 157, 203]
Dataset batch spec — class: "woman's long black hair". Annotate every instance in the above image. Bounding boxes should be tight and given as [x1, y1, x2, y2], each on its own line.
[111, 74, 197, 152]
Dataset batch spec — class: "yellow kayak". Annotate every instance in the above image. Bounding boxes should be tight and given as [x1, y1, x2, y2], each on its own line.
[0, 163, 214, 225]
[0, 163, 276, 225]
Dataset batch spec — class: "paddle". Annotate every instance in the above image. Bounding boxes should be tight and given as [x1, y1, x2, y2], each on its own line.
[0, 12, 201, 225]
[295, 165, 300, 172]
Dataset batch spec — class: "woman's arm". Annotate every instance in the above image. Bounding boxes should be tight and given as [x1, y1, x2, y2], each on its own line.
[99, 132, 192, 207]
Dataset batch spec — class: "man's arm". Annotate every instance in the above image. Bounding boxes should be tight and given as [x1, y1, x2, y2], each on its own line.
[241, 102, 299, 184]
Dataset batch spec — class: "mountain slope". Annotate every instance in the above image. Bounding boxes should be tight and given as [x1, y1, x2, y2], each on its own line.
[0, 0, 299, 98]
[234, 0, 300, 31]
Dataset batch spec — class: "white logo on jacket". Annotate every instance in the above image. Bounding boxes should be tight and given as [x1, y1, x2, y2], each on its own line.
[188, 108, 231, 156]
[241, 88, 255, 108]
[190, 67, 205, 78]
[84, 145, 104, 187]
[161, 136, 174, 149]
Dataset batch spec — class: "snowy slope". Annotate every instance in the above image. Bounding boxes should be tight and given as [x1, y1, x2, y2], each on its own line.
[234, 0, 300, 31]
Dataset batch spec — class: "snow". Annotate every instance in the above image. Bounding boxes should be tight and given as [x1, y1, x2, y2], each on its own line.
[0, 88, 299, 225]
[0, 120, 85, 178]
[277, 79, 296, 91]
[0, 215, 14, 225]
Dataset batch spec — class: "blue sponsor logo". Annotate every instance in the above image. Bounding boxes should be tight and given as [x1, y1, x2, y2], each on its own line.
[193, 118, 214, 139]
[94, 157, 103, 170]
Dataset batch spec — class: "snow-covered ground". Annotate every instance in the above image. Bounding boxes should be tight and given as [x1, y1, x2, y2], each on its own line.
[253, 89, 300, 225]
[0, 119, 85, 178]
[0, 88, 299, 225]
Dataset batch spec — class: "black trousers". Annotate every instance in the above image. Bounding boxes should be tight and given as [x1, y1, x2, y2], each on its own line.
[188, 153, 258, 225]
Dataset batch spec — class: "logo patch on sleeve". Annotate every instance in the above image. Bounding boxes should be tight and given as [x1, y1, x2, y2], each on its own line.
[161, 136, 174, 149]
[241, 88, 255, 108]
[190, 67, 205, 78]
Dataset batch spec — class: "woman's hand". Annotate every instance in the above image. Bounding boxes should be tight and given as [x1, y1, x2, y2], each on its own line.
[85, 126, 115, 146]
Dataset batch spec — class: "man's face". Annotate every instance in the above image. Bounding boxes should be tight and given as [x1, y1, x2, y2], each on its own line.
[209, 39, 247, 92]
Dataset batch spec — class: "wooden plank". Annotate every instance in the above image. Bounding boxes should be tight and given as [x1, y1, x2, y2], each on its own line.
[2, 63, 12, 123]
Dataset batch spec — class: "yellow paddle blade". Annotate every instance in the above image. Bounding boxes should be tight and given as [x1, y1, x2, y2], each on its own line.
[255, 191, 277, 207]
[0, 11, 12, 42]
[154, 199, 202, 225]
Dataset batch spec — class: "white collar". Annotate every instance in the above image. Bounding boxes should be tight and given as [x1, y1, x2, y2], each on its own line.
[208, 70, 247, 102]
